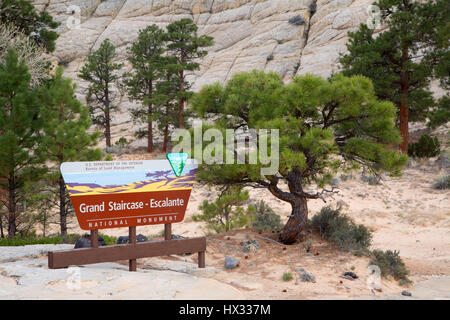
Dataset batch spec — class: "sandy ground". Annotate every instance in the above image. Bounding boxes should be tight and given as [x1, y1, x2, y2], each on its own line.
[36, 149, 449, 300]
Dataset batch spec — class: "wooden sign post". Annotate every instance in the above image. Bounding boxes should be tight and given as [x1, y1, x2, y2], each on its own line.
[48, 157, 205, 271]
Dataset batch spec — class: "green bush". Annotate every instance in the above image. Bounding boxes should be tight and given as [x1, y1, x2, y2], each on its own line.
[0, 236, 62, 246]
[282, 272, 293, 281]
[311, 206, 372, 252]
[0, 233, 117, 246]
[408, 134, 440, 158]
[370, 249, 411, 284]
[193, 186, 255, 233]
[99, 233, 117, 245]
[251, 200, 283, 232]
[433, 175, 450, 189]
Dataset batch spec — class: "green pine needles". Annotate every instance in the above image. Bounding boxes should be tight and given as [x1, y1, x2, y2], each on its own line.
[190, 70, 407, 244]
[340, 0, 449, 153]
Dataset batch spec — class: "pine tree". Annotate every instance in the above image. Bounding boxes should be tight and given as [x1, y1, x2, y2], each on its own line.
[166, 18, 213, 128]
[339, 0, 449, 153]
[123, 25, 166, 153]
[0, 49, 45, 238]
[154, 58, 180, 152]
[193, 186, 255, 233]
[190, 71, 407, 244]
[79, 39, 122, 148]
[38, 67, 102, 236]
[0, 0, 60, 52]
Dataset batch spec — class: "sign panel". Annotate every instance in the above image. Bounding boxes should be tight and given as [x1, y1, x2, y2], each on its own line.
[61, 159, 198, 230]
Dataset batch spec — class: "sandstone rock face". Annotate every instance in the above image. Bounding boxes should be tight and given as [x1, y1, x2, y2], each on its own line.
[33, 0, 376, 87]
[31, 0, 376, 145]
[296, 0, 377, 78]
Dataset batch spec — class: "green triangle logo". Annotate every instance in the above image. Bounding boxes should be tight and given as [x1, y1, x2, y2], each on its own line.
[166, 153, 188, 177]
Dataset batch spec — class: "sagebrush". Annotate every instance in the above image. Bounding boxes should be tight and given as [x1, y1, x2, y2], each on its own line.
[311, 206, 372, 252]
[370, 249, 411, 284]
[251, 200, 283, 232]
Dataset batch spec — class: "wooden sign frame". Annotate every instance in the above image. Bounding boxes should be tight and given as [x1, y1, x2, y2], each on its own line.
[48, 157, 205, 271]
[48, 224, 206, 271]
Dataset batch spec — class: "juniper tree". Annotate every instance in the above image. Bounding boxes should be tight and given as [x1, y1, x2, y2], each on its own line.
[38, 68, 102, 236]
[79, 39, 123, 147]
[165, 18, 213, 128]
[123, 25, 166, 152]
[339, 0, 450, 153]
[190, 71, 407, 244]
[0, 0, 59, 52]
[0, 49, 45, 238]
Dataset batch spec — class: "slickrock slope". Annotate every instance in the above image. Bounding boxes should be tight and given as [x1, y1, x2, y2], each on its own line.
[32, 0, 378, 84]
[30, 0, 380, 145]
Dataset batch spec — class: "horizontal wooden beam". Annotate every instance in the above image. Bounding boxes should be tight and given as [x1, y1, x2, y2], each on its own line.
[48, 237, 206, 269]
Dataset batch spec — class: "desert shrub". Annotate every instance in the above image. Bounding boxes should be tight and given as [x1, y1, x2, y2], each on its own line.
[360, 174, 381, 185]
[311, 206, 372, 252]
[0, 235, 62, 246]
[98, 233, 117, 245]
[436, 149, 450, 168]
[0, 233, 117, 246]
[282, 272, 293, 281]
[251, 200, 283, 232]
[193, 186, 255, 233]
[105, 137, 133, 155]
[370, 249, 411, 284]
[304, 239, 313, 251]
[408, 134, 440, 158]
[288, 15, 306, 25]
[115, 137, 129, 148]
[433, 175, 450, 189]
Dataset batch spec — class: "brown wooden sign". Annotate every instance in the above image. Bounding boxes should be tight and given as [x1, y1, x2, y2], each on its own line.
[60, 159, 197, 230]
[48, 157, 205, 271]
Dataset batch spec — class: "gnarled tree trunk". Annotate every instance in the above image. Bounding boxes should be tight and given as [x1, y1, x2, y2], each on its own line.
[266, 170, 309, 244]
[279, 196, 308, 244]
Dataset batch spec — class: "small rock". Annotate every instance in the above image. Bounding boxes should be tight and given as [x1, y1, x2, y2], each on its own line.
[117, 234, 148, 244]
[225, 257, 239, 270]
[240, 240, 260, 253]
[74, 234, 106, 248]
[401, 290, 412, 297]
[171, 234, 186, 240]
[343, 272, 358, 280]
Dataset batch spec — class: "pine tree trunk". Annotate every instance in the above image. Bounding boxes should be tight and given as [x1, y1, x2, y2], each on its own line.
[0, 215, 4, 238]
[7, 175, 16, 239]
[267, 171, 309, 244]
[279, 196, 308, 244]
[148, 103, 153, 153]
[105, 106, 111, 148]
[399, 44, 409, 153]
[178, 70, 185, 129]
[59, 176, 67, 236]
[162, 124, 169, 153]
